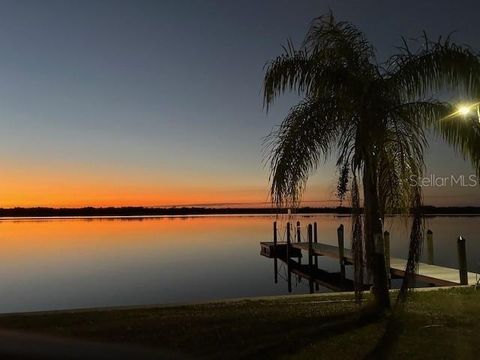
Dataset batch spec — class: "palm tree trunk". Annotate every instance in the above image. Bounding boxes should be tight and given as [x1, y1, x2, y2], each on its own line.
[363, 159, 391, 310]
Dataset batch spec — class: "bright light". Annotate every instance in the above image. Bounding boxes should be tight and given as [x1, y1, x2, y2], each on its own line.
[458, 105, 473, 116]
[444, 101, 480, 123]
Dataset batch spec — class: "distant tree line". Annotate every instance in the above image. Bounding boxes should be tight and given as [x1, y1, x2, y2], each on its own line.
[0, 206, 478, 217]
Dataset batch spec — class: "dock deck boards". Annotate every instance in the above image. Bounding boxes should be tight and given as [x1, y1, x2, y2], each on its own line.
[260, 241, 479, 286]
[293, 243, 353, 263]
[389, 258, 478, 286]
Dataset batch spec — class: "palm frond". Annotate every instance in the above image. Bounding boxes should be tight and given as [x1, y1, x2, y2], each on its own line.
[263, 42, 313, 109]
[398, 100, 480, 173]
[398, 100, 480, 175]
[303, 13, 376, 68]
[265, 97, 342, 207]
[434, 111, 480, 174]
[263, 13, 377, 110]
[376, 101, 446, 213]
[387, 38, 480, 101]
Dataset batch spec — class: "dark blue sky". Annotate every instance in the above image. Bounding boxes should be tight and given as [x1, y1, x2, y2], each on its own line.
[0, 0, 479, 206]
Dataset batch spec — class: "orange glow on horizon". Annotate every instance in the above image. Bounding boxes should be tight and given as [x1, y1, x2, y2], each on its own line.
[0, 164, 268, 207]
[0, 184, 272, 208]
[0, 165, 475, 208]
[0, 164, 336, 208]
[0, 181, 332, 208]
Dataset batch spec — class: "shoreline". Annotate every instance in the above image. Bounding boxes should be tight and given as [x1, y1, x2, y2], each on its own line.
[0, 285, 471, 317]
[0, 206, 480, 218]
[0, 287, 478, 359]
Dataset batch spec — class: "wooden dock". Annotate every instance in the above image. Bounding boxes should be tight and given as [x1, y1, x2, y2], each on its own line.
[261, 241, 479, 287]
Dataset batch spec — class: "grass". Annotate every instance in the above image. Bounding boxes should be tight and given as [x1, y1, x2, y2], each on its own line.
[0, 288, 478, 359]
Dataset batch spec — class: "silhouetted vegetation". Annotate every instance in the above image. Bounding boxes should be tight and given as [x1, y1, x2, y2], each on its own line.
[0, 206, 479, 217]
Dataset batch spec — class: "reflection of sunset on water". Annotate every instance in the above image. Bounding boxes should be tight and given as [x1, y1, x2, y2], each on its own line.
[0, 215, 478, 313]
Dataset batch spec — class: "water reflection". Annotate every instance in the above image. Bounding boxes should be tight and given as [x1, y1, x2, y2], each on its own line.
[0, 215, 478, 313]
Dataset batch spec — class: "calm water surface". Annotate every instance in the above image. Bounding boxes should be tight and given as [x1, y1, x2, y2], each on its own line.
[0, 214, 478, 313]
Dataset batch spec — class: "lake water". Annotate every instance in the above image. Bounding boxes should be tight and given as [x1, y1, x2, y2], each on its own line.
[0, 214, 478, 313]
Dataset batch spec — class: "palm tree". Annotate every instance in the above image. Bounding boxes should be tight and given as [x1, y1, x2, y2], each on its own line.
[263, 13, 480, 310]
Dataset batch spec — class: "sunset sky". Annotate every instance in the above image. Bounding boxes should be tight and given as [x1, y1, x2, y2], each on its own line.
[0, 0, 479, 207]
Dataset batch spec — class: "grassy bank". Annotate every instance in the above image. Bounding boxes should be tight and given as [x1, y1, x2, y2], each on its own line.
[0, 288, 478, 359]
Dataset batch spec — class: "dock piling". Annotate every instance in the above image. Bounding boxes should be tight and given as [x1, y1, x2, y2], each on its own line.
[426, 230, 434, 264]
[308, 224, 313, 268]
[287, 222, 292, 292]
[307, 224, 314, 292]
[313, 222, 318, 266]
[273, 221, 278, 283]
[286, 222, 291, 256]
[313, 222, 319, 290]
[296, 221, 301, 243]
[384, 231, 391, 287]
[337, 224, 345, 281]
[457, 236, 468, 285]
[273, 221, 277, 246]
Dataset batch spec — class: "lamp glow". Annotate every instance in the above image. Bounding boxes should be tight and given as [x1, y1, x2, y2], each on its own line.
[458, 105, 473, 116]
